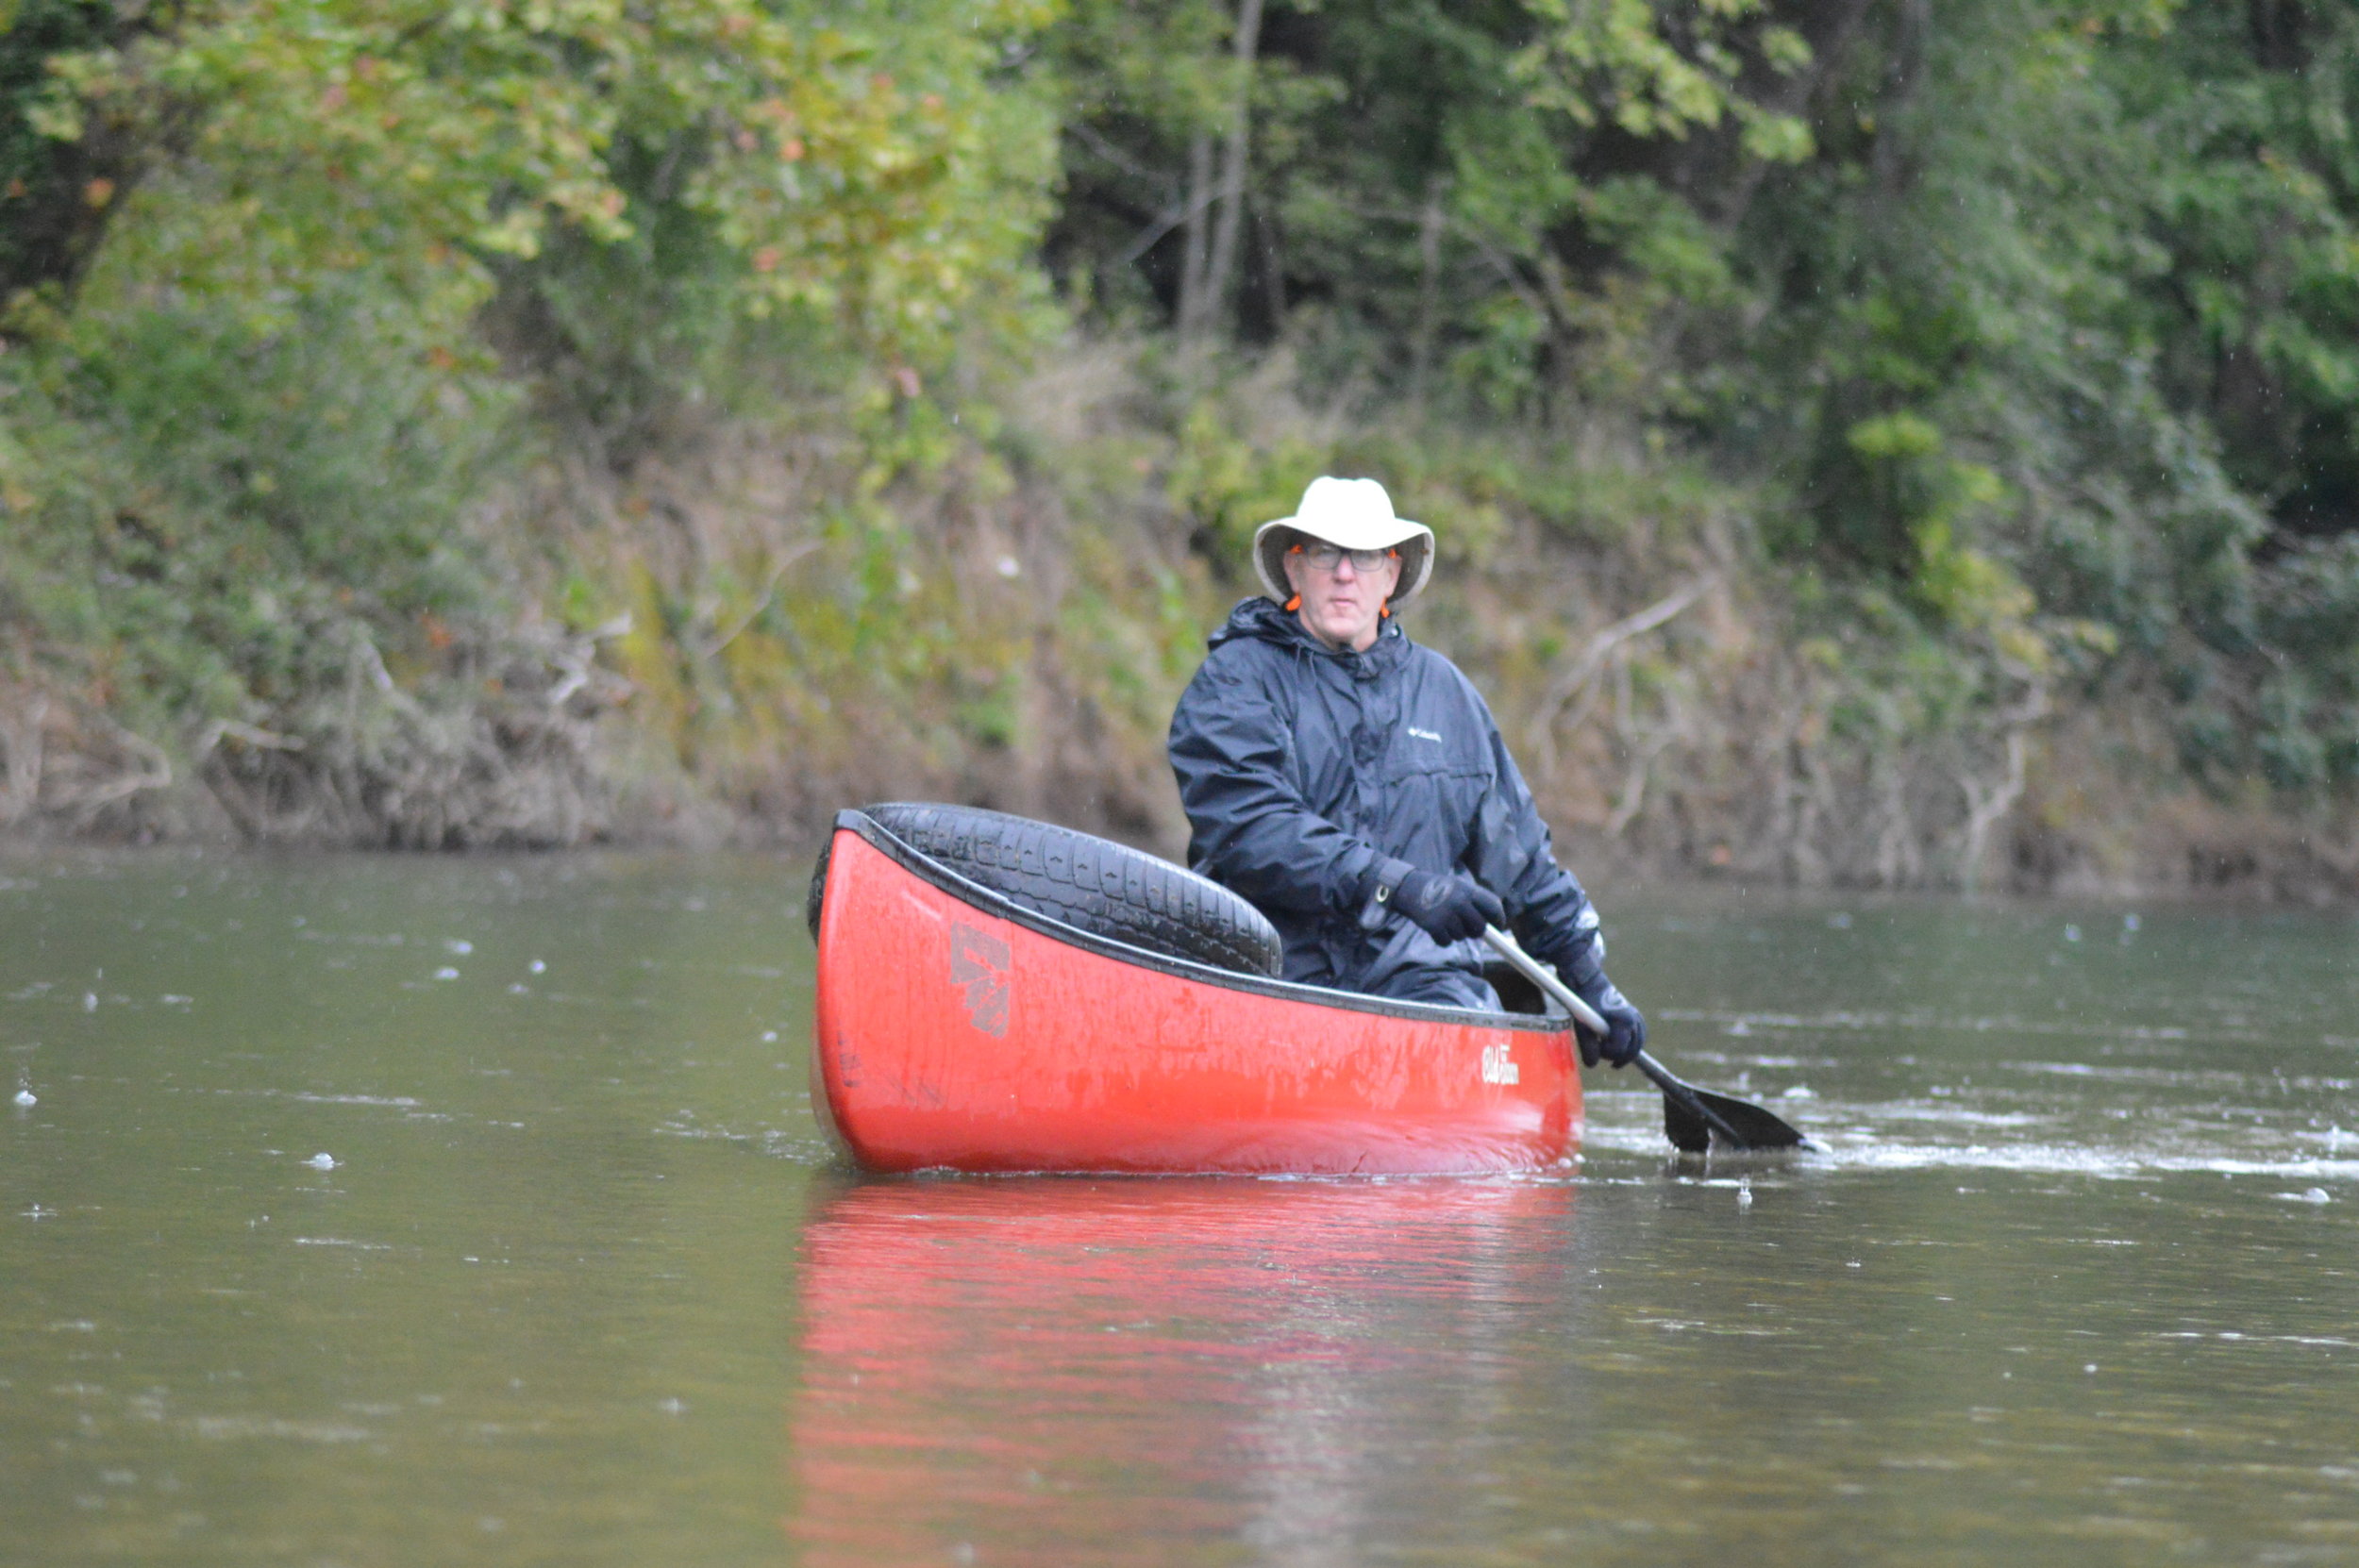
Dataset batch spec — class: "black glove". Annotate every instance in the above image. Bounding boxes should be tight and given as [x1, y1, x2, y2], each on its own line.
[1387, 868, 1507, 946]
[1571, 970, 1645, 1069]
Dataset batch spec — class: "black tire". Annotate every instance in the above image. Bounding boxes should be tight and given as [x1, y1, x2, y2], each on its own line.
[855, 802, 1283, 977]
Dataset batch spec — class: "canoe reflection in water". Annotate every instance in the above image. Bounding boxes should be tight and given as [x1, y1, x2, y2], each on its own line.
[786, 1176, 1577, 1564]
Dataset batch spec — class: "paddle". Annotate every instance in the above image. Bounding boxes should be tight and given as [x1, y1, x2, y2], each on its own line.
[1481, 926, 1815, 1155]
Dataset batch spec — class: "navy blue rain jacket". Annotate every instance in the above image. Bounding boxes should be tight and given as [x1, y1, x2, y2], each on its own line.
[1167, 596, 1602, 1001]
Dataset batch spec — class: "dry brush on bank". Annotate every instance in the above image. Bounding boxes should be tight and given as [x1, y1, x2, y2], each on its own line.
[9, 344, 2356, 904]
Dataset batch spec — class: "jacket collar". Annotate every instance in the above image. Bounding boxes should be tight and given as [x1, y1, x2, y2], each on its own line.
[1208, 595, 1409, 674]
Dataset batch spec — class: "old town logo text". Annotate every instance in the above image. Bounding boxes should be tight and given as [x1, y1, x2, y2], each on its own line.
[950, 923, 1011, 1038]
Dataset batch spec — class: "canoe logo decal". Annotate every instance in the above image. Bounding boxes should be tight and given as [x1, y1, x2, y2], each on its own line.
[1480, 1043, 1518, 1085]
[950, 923, 1011, 1038]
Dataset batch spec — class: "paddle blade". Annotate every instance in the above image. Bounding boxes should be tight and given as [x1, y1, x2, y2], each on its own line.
[1688, 1086, 1814, 1151]
[1633, 1050, 1815, 1153]
[1661, 1090, 1714, 1154]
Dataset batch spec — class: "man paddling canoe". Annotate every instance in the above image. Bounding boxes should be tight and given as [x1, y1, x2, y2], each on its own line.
[1166, 475, 1645, 1067]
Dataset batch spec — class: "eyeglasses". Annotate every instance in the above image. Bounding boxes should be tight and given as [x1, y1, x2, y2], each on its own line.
[1290, 542, 1400, 574]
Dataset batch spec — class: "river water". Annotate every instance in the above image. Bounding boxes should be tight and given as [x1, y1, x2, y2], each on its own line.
[3, 852, 2355, 1565]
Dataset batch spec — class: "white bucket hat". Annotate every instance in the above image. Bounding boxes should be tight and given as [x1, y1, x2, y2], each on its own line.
[1251, 476, 1435, 608]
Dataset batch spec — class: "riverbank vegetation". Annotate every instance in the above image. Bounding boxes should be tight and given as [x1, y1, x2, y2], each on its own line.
[7, 0, 2359, 896]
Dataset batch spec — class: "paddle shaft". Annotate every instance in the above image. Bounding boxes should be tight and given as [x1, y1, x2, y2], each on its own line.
[1480, 926, 1753, 1147]
[1481, 926, 1610, 1036]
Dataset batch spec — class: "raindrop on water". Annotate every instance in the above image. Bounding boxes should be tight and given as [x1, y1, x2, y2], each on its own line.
[306, 1153, 337, 1171]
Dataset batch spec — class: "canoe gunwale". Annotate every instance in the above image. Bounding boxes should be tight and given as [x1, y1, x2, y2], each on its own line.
[835, 808, 1570, 1038]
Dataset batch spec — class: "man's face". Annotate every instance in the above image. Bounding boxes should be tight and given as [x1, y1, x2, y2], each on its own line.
[1283, 541, 1402, 653]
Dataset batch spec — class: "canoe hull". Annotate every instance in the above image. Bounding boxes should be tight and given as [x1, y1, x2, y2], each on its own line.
[811, 813, 1580, 1175]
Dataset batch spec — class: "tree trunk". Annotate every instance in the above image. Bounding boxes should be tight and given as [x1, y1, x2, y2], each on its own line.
[1255, 197, 1287, 335]
[1201, 0, 1266, 337]
[1176, 132, 1216, 338]
[1182, 0, 1265, 342]
[1871, 0, 1931, 201]
[1409, 177, 1447, 415]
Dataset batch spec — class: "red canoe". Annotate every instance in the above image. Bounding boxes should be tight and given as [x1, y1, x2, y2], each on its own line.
[810, 809, 1582, 1175]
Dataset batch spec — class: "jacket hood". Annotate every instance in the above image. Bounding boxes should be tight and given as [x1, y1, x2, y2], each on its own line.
[1207, 595, 1410, 664]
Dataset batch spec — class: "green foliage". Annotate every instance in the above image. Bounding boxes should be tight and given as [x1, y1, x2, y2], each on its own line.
[1049, 0, 1803, 418]
[0, 269, 510, 735]
[1513, 0, 1810, 150]
[0, 0, 144, 302]
[1038, 0, 2359, 809]
[1705, 0, 2359, 792]
[19, 0, 2359, 843]
[28, 0, 1058, 353]
[0, 0, 1063, 788]
[1165, 395, 1332, 571]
